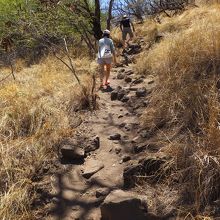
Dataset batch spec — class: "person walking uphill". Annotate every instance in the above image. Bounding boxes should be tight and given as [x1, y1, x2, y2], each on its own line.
[97, 29, 117, 90]
[120, 15, 135, 50]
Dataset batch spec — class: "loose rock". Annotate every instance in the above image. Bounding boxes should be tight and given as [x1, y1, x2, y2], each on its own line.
[109, 133, 121, 140]
[133, 144, 147, 153]
[85, 136, 100, 153]
[123, 164, 142, 188]
[100, 190, 148, 220]
[117, 89, 127, 100]
[121, 95, 129, 103]
[111, 90, 118, 101]
[96, 188, 110, 198]
[117, 72, 125, 79]
[125, 76, 132, 83]
[115, 147, 122, 154]
[125, 70, 134, 75]
[132, 78, 144, 84]
[122, 155, 131, 162]
[136, 87, 147, 97]
[82, 160, 104, 179]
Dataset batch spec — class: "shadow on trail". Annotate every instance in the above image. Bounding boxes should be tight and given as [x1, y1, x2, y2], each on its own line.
[47, 165, 118, 220]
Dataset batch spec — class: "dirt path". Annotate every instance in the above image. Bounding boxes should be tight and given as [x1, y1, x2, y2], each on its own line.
[48, 44, 157, 220]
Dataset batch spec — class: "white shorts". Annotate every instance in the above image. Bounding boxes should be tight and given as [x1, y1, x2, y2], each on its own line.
[97, 57, 112, 65]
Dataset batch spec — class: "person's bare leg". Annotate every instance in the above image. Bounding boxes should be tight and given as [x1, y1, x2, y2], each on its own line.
[99, 64, 105, 86]
[123, 40, 126, 49]
[105, 64, 111, 85]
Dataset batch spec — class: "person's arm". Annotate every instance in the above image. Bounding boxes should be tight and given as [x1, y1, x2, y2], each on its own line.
[110, 40, 117, 64]
[120, 21, 123, 32]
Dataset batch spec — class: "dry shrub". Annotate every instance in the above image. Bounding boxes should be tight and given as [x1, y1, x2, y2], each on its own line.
[0, 56, 95, 219]
[136, 4, 220, 213]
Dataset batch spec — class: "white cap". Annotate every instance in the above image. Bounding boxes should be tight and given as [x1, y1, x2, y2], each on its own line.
[123, 14, 127, 18]
[103, 29, 110, 35]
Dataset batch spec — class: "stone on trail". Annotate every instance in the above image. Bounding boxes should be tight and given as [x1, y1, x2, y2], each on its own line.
[123, 164, 142, 188]
[61, 144, 85, 160]
[100, 190, 148, 220]
[136, 87, 147, 97]
[124, 76, 132, 83]
[117, 72, 125, 79]
[132, 78, 144, 84]
[84, 136, 100, 153]
[122, 155, 131, 162]
[121, 95, 129, 103]
[117, 89, 127, 100]
[133, 144, 147, 153]
[115, 147, 122, 154]
[111, 90, 118, 101]
[82, 160, 104, 179]
[125, 69, 134, 75]
[96, 188, 111, 198]
[109, 133, 121, 141]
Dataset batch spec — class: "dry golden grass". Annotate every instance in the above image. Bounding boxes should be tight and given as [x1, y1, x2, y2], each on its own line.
[0, 56, 96, 219]
[135, 3, 220, 215]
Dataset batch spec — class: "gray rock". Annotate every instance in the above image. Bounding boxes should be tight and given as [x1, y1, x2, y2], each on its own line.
[109, 133, 121, 140]
[125, 76, 132, 83]
[85, 136, 100, 153]
[115, 86, 122, 91]
[82, 161, 104, 179]
[118, 68, 125, 73]
[148, 80, 155, 84]
[122, 155, 131, 162]
[136, 87, 147, 97]
[117, 72, 125, 80]
[119, 123, 126, 128]
[100, 190, 148, 220]
[126, 44, 142, 55]
[133, 144, 147, 153]
[123, 164, 142, 188]
[61, 145, 85, 160]
[111, 90, 118, 101]
[132, 78, 144, 84]
[115, 147, 122, 154]
[96, 188, 111, 198]
[125, 70, 134, 75]
[117, 89, 127, 100]
[121, 95, 129, 103]
[140, 130, 151, 139]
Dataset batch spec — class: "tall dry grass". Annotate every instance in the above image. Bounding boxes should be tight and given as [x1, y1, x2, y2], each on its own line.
[136, 4, 220, 214]
[0, 56, 96, 219]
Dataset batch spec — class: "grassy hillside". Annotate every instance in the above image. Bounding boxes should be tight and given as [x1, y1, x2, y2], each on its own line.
[0, 57, 96, 219]
[134, 3, 220, 216]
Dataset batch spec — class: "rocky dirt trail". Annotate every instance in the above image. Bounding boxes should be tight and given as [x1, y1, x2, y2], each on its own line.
[48, 42, 174, 220]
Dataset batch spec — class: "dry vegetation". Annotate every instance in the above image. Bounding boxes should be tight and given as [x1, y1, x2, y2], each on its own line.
[134, 3, 220, 216]
[0, 56, 97, 219]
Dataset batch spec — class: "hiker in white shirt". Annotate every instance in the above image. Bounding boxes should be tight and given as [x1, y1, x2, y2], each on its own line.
[97, 29, 117, 89]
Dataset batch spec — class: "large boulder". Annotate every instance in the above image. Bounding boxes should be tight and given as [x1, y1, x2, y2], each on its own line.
[100, 190, 148, 220]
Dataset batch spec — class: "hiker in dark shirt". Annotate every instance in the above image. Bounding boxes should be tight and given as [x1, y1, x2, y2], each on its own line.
[120, 15, 135, 49]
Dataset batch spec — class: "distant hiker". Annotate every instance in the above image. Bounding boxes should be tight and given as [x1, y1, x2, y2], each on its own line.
[120, 15, 135, 49]
[97, 29, 117, 89]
